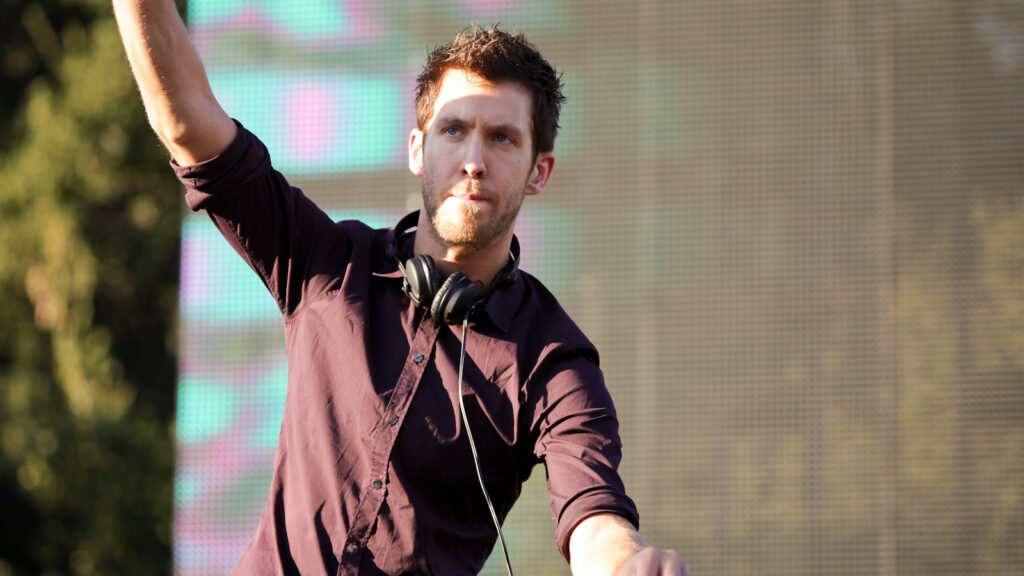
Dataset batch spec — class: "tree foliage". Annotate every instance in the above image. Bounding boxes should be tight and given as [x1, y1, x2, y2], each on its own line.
[0, 1, 180, 574]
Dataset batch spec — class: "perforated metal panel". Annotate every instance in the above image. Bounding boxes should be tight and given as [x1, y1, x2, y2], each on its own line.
[175, 2, 1024, 574]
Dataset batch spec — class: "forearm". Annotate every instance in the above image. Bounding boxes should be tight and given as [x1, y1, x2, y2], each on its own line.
[112, 0, 235, 164]
[568, 513, 646, 576]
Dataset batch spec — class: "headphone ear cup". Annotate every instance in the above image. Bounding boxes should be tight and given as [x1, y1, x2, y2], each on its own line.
[403, 254, 441, 308]
[431, 272, 481, 324]
[497, 267, 518, 287]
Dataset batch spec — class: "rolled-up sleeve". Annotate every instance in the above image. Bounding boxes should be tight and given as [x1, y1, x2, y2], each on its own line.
[172, 120, 273, 212]
[171, 121, 350, 316]
[527, 345, 640, 561]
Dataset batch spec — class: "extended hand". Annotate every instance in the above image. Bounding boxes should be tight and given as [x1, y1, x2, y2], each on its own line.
[612, 546, 688, 576]
[569, 514, 688, 576]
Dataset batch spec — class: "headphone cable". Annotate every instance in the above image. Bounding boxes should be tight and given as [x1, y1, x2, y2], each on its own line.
[458, 313, 514, 576]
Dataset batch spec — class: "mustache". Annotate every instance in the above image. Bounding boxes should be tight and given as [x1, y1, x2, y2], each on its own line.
[449, 178, 488, 198]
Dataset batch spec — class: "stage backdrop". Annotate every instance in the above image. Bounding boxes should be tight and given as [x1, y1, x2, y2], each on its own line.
[174, 1, 1024, 575]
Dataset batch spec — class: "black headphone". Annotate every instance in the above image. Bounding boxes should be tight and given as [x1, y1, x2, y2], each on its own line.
[386, 210, 519, 324]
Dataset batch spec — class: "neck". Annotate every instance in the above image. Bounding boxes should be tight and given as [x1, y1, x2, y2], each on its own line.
[413, 214, 513, 287]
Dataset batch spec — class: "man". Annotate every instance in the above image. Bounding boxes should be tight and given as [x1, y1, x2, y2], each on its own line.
[114, 1, 686, 574]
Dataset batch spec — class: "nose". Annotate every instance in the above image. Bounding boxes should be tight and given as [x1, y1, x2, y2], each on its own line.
[460, 136, 486, 179]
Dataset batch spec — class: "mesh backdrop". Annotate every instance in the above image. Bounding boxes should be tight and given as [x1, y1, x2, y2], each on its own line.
[173, 1, 1024, 574]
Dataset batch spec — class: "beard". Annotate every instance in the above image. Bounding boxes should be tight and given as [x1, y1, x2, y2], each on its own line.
[422, 176, 525, 250]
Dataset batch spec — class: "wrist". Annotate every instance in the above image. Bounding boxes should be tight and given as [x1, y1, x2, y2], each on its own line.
[569, 514, 646, 576]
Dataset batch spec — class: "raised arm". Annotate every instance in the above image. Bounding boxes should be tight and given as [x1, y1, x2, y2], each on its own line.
[113, 0, 236, 164]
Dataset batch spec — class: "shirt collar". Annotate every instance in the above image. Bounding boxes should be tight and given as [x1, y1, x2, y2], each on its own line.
[472, 271, 524, 333]
[372, 225, 409, 277]
[372, 229, 523, 334]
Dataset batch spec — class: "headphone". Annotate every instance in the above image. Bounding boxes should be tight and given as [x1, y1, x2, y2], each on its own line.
[386, 211, 520, 324]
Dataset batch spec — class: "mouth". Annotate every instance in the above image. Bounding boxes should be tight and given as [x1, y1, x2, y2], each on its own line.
[446, 180, 491, 204]
[444, 195, 490, 216]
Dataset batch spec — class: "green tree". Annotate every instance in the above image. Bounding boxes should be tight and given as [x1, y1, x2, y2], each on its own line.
[0, 1, 181, 574]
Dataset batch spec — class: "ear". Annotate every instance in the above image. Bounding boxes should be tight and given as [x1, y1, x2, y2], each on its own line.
[408, 128, 425, 176]
[525, 151, 555, 196]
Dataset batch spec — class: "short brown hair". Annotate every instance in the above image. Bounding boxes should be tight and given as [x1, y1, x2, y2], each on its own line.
[415, 25, 565, 156]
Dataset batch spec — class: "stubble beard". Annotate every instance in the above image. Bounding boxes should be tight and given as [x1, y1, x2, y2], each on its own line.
[422, 177, 525, 252]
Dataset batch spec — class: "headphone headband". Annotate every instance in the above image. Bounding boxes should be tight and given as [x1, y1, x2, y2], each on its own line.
[385, 210, 423, 263]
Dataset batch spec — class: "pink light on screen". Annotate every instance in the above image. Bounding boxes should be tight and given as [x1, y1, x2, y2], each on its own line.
[343, 0, 384, 43]
[179, 233, 208, 308]
[285, 82, 335, 163]
[457, 0, 515, 19]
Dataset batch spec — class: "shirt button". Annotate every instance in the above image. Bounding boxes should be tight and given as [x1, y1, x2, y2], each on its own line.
[387, 415, 399, 427]
[372, 479, 383, 489]
[346, 541, 360, 555]
[413, 353, 425, 364]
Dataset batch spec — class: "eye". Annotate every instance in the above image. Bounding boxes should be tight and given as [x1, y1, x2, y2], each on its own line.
[494, 132, 512, 144]
[443, 126, 461, 137]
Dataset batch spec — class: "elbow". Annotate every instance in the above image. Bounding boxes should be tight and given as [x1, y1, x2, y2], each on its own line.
[147, 101, 235, 165]
[152, 116, 192, 149]
[151, 119, 204, 166]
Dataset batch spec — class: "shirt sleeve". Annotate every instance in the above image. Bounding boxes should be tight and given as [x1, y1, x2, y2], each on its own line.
[527, 343, 640, 562]
[171, 121, 352, 316]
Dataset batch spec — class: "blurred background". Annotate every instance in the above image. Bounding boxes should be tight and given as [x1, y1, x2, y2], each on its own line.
[1, 0, 1022, 575]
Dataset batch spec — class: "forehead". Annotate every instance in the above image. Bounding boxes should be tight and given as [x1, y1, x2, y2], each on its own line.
[427, 68, 533, 130]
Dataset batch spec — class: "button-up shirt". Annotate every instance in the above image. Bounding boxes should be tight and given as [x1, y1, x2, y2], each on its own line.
[173, 123, 638, 575]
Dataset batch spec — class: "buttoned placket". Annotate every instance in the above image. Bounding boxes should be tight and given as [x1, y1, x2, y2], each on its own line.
[336, 313, 440, 576]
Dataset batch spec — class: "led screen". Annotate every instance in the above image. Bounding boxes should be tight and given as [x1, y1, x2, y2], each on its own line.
[175, 2, 1024, 575]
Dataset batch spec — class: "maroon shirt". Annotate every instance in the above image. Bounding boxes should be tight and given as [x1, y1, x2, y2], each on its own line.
[173, 124, 638, 575]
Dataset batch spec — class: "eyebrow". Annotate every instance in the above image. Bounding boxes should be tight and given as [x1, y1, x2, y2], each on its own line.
[490, 123, 525, 140]
[433, 114, 466, 128]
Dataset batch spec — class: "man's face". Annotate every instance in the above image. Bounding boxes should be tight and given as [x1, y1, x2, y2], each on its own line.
[409, 68, 553, 250]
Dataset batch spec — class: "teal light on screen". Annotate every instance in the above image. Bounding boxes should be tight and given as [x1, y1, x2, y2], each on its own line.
[186, 0, 246, 24]
[176, 377, 237, 444]
[174, 472, 203, 507]
[250, 361, 289, 449]
[209, 71, 404, 175]
[260, 0, 349, 37]
[180, 216, 280, 323]
[189, 0, 350, 37]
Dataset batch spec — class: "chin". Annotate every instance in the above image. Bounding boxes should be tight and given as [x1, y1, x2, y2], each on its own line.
[434, 203, 475, 232]
[434, 220, 481, 246]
